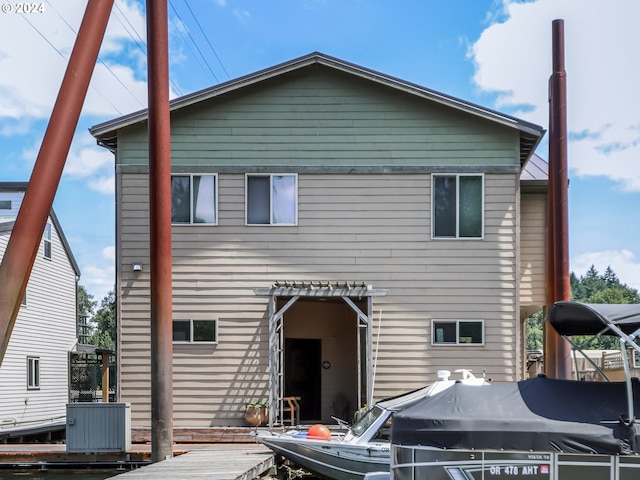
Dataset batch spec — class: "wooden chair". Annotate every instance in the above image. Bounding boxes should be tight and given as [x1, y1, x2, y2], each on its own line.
[282, 396, 301, 426]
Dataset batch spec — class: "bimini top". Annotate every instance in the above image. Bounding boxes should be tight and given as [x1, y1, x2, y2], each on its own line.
[391, 375, 640, 455]
[548, 301, 640, 336]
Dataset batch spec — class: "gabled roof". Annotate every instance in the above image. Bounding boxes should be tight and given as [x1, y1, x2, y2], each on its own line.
[0, 182, 81, 276]
[90, 52, 545, 165]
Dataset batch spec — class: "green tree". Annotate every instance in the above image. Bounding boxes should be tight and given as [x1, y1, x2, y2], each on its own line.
[78, 284, 97, 321]
[89, 289, 116, 351]
[526, 266, 640, 351]
[526, 310, 544, 351]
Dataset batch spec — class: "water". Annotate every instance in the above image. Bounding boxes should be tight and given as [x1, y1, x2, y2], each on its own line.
[0, 468, 124, 479]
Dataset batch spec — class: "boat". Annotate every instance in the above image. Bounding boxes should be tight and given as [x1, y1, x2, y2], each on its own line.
[388, 301, 640, 480]
[255, 369, 489, 480]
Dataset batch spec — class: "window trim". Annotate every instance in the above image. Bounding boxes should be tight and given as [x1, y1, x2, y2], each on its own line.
[245, 173, 298, 226]
[27, 356, 40, 389]
[173, 319, 218, 344]
[431, 319, 485, 346]
[43, 223, 52, 259]
[171, 173, 218, 226]
[431, 173, 484, 240]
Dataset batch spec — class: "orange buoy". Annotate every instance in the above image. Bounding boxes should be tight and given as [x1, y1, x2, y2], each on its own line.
[307, 423, 331, 440]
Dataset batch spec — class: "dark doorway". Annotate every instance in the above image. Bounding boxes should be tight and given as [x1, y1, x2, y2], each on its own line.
[284, 338, 321, 421]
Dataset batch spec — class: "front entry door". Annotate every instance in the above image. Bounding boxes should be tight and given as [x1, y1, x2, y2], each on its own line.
[284, 338, 321, 421]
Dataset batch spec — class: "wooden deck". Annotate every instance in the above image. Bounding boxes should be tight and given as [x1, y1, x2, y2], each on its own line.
[106, 445, 276, 480]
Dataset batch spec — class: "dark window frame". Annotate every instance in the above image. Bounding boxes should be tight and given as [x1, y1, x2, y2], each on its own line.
[172, 319, 218, 344]
[27, 356, 40, 389]
[43, 223, 52, 259]
[432, 319, 484, 346]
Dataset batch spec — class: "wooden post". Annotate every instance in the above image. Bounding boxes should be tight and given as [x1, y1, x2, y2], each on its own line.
[102, 352, 109, 403]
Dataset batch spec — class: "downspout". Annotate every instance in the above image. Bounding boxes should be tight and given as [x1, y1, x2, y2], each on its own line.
[0, 0, 114, 365]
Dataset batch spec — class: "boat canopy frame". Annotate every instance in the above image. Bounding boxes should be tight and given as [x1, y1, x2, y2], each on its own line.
[548, 301, 640, 425]
[254, 282, 388, 427]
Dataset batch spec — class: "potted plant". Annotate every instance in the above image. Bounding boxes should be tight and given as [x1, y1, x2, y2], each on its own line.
[245, 399, 269, 426]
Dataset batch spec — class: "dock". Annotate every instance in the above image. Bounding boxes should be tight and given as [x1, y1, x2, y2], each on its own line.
[107, 445, 276, 480]
[0, 443, 277, 480]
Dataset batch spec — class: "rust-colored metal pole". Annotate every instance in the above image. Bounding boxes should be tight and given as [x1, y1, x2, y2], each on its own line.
[147, 0, 174, 462]
[544, 65, 558, 377]
[545, 19, 572, 379]
[0, 0, 114, 365]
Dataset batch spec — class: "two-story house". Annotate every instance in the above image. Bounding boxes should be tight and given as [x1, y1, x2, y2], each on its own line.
[90, 52, 546, 429]
[0, 182, 81, 441]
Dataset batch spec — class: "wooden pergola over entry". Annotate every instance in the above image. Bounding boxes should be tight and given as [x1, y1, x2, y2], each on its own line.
[254, 282, 388, 427]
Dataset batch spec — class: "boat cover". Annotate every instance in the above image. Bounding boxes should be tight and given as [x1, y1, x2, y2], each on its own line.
[549, 301, 640, 336]
[377, 383, 447, 411]
[391, 375, 640, 455]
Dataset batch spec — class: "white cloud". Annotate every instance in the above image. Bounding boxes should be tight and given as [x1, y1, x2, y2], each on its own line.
[0, 0, 147, 123]
[103, 245, 116, 261]
[64, 134, 114, 178]
[470, 0, 640, 189]
[571, 250, 640, 291]
[21, 131, 114, 192]
[233, 9, 251, 24]
[88, 175, 115, 195]
[82, 261, 115, 302]
[80, 245, 117, 301]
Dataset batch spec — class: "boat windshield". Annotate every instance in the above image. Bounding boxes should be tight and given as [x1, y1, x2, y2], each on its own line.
[351, 406, 385, 437]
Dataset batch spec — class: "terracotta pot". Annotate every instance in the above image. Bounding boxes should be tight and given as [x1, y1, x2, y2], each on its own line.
[245, 405, 268, 426]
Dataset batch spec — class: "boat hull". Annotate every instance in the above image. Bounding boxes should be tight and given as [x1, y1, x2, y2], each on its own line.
[257, 433, 390, 480]
[392, 446, 640, 480]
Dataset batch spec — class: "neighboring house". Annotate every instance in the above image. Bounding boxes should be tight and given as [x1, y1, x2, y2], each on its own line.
[0, 183, 81, 441]
[90, 52, 547, 428]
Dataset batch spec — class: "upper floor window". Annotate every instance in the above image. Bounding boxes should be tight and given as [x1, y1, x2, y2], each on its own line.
[43, 223, 52, 259]
[432, 320, 484, 346]
[246, 174, 297, 225]
[171, 174, 217, 225]
[0, 200, 11, 210]
[27, 356, 40, 389]
[173, 319, 218, 344]
[432, 174, 483, 239]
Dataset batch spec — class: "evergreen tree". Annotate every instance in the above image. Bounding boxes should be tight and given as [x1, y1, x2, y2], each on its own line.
[89, 289, 116, 351]
[78, 284, 97, 321]
[526, 310, 544, 351]
[526, 266, 640, 350]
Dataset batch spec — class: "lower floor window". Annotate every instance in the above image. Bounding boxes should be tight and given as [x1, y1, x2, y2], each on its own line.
[27, 356, 40, 389]
[173, 319, 218, 343]
[432, 320, 484, 345]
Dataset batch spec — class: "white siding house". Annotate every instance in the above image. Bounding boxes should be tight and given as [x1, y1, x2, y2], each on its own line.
[0, 183, 80, 441]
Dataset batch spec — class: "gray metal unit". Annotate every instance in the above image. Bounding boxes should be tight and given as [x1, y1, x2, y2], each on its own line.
[66, 402, 131, 453]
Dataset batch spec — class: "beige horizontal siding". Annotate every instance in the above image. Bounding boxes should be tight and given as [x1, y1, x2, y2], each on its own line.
[112, 65, 542, 426]
[519, 192, 547, 309]
[116, 170, 529, 427]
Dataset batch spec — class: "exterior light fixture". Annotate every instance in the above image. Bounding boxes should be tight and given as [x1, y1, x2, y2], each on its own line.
[132, 263, 142, 272]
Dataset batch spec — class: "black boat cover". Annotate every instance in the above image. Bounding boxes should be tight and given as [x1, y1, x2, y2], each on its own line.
[549, 301, 640, 336]
[391, 375, 640, 454]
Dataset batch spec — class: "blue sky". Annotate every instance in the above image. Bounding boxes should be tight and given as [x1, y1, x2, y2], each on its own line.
[1, 0, 639, 302]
